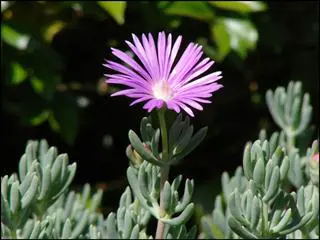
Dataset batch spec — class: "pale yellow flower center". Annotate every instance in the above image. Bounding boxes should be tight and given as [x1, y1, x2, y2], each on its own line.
[152, 81, 174, 101]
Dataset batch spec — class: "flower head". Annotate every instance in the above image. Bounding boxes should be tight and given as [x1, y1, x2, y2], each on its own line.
[104, 32, 223, 117]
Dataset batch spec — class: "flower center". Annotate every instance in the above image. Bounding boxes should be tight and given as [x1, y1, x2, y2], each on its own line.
[152, 81, 174, 101]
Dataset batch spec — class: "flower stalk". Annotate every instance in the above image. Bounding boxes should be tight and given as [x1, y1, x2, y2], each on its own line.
[156, 107, 170, 239]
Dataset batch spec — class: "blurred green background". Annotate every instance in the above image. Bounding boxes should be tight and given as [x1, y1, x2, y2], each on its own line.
[1, 1, 319, 218]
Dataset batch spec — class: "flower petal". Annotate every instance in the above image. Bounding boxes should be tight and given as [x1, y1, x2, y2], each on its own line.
[111, 48, 152, 81]
[130, 96, 153, 106]
[173, 100, 195, 117]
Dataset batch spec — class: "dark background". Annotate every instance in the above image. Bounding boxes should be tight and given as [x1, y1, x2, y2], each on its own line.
[1, 1, 319, 214]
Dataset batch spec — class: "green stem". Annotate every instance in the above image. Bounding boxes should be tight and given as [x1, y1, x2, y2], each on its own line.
[155, 108, 170, 239]
[158, 108, 169, 162]
[287, 134, 296, 154]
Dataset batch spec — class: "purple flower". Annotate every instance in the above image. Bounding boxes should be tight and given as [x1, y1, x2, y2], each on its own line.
[104, 32, 223, 117]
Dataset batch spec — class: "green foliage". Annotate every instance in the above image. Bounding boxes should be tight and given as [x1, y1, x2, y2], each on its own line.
[1, 112, 205, 239]
[164, 224, 197, 239]
[200, 82, 319, 239]
[127, 162, 195, 226]
[1, 140, 77, 237]
[98, 187, 151, 239]
[211, 18, 258, 60]
[1, 24, 31, 50]
[200, 167, 247, 239]
[128, 115, 207, 167]
[159, 1, 215, 21]
[1, 80, 318, 239]
[266, 81, 312, 139]
[97, 1, 127, 25]
[209, 1, 267, 13]
[1, 140, 152, 239]
[168, 115, 208, 164]
[158, 1, 264, 61]
[7, 62, 28, 85]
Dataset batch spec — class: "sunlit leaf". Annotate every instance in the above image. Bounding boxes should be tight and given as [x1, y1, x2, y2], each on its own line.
[1, 24, 30, 50]
[49, 93, 79, 145]
[97, 1, 127, 25]
[9, 62, 28, 85]
[48, 113, 60, 132]
[29, 110, 50, 125]
[1, 1, 12, 13]
[30, 77, 44, 93]
[211, 22, 231, 60]
[30, 75, 59, 100]
[212, 18, 258, 59]
[209, 1, 267, 13]
[157, 1, 170, 9]
[44, 20, 66, 42]
[160, 1, 214, 21]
